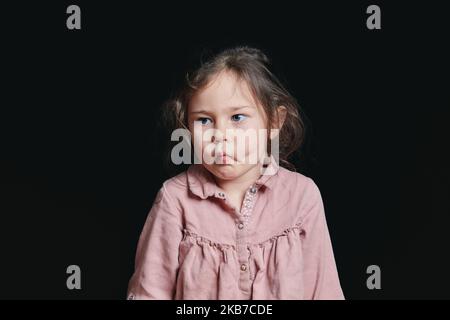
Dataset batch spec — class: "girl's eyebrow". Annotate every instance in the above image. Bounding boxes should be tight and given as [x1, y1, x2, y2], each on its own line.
[189, 105, 254, 114]
[229, 105, 254, 112]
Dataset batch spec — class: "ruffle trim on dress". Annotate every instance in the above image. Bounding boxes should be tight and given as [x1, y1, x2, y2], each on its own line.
[182, 229, 236, 250]
[253, 222, 304, 248]
[181, 221, 304, 252]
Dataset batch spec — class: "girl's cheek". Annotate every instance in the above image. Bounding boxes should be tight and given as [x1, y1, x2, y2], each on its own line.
[191, 129, 205, 159]
[236, 119, 255, 130]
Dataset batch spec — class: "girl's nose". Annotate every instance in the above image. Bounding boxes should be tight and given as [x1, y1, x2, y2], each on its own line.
[211, 132, 228, 143]
[211, 121, 229, 143]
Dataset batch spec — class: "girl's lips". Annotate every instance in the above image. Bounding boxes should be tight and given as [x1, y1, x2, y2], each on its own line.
[216, 152, 230, 158]
[215, 154, 232, 164]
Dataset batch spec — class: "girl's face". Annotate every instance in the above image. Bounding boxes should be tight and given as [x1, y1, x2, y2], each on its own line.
[187, 70, 270, 182]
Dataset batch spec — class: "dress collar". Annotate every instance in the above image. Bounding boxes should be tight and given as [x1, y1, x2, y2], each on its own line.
[186, 156, 280, 199]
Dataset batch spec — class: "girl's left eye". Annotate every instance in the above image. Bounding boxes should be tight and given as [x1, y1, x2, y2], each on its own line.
[231, 114, 247, 122]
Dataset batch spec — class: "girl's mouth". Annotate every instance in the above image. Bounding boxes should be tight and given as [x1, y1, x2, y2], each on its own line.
[215, 153, 232, 164]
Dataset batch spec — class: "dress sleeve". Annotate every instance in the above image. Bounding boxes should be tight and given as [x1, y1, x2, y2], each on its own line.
[127, 183, 184, 300]
[300, 178, 345, 300]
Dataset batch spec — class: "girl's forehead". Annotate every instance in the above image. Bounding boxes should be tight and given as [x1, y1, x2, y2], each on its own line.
[189, 70, 260, 112]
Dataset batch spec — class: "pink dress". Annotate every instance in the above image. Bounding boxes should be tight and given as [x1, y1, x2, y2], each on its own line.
[127, 157, 344, 300]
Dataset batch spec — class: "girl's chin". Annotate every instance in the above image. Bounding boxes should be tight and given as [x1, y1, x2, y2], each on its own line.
[208, 164, 241, 180]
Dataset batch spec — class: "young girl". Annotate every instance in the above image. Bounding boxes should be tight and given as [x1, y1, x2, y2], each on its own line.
[127, 46, 344, 300]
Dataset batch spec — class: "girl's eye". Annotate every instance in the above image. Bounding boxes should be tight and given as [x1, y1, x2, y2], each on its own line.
[196, 117, 212, 125]
[231, 114, 247, 122]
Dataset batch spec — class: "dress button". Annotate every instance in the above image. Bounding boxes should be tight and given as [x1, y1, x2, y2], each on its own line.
[240, 264, 247, 271]
[238, 223, 244, 230]
[250, 187, 257, 194]
[218, 192, 225, 198]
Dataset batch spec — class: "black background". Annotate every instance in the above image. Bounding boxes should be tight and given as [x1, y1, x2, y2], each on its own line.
[1, 1, 449, 299]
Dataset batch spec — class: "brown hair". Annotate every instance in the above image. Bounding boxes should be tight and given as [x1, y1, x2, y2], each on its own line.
[162, 45, 305, 173]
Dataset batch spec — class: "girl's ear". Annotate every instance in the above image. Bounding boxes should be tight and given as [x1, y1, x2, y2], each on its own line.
[270, 106, 287, 139]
